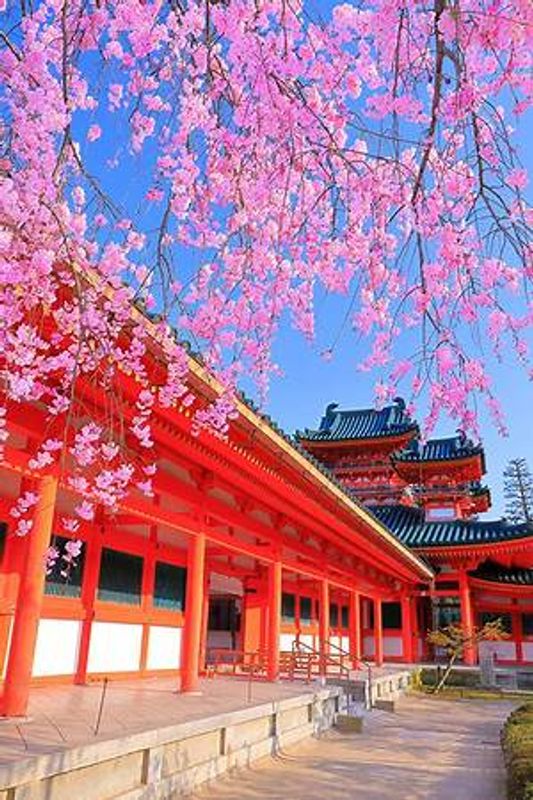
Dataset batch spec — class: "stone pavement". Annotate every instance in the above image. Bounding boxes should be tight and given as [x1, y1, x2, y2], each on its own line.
[196, 695, 517, 800]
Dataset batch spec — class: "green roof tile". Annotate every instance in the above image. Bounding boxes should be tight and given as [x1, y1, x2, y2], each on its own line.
[471, 562, 533, 586]
[372, 504, 533, 549]
[394, 434, 484, 464]
[297, 399, 417, 443]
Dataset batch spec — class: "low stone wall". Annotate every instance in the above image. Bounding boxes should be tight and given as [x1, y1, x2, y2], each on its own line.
[0, 688, 341, 800]
[327, 668, 413, 708]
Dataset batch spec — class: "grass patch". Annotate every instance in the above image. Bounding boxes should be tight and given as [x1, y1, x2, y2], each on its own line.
[415, 685, 533, 702]
[502, 703, 533, 800]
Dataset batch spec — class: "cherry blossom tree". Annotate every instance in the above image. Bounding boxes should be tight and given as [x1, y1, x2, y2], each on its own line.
[0, 0, 531, 542]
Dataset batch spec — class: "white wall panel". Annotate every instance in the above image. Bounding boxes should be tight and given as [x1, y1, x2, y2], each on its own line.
[280, 633, 297, 651]
[363, 635, 375, 656]
[88, 622, 143, 673]
[33, 619, 81, 676]
[147, 626, 182, 670]
[484, 640, 517, 661]
[522, 643, 533, 662]
[383, 636, 403, 656]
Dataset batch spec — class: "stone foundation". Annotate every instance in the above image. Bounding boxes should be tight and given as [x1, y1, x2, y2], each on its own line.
[0, 688, 342, 800]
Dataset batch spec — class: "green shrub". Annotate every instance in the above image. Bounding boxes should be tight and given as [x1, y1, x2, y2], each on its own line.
[420, 667, 480, 688]
[502, 703, 533, 800]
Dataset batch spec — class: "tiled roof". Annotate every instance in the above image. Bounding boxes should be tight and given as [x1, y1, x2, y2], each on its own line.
[296, 399, 417, 442]
[372, 504, 533, 549]
[471, 562, 533, 586]
[394, 434, 484, 464]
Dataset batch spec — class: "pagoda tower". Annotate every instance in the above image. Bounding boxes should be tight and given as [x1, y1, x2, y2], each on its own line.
[297, 398, 491, 520]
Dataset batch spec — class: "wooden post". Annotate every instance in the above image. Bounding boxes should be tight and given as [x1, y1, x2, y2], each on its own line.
[181, 528, 206, 692]
[266, 560, 282, 681]
[513, 610, 523, 665]
[349, 591, 361, 667]
[319, 579, 330, 676]
[374, 598, 383, 667]
[199, 573, 210, 673]
[139, 531, 157, 674]
[75, 532, 103, 684]
[459, 571, 476, 666]
[2, 476, 58, 716]
[401, 595, 414, 663]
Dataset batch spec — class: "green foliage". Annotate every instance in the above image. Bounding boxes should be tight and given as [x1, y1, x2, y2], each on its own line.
[426, 619, 508, 693]
[419, 667, 481, 688]
[427, 619, 509, 657]
[503, 458, 533, 524]
[502, 703, 533, 800]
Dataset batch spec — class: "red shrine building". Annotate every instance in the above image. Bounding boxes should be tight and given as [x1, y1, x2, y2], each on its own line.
[0, 328, 531, 718]
[297, 399, 533, 668]
[0, 346, 432, 718]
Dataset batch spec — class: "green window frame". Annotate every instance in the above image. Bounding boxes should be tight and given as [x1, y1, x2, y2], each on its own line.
[341, 605, 349, 629]
[97, 548, 143, 605]
[522, 613, 533, 637]
[300, 596, 313, 625]
[382, 602, 402, 630]
[45, 535, 85, 598]
[329, 603, 339, 628]
[282, 592, 296, 622]
[153, 561, 187, 611]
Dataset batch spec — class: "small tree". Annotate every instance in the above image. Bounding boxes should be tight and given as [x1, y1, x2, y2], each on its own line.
[504, 459, 533, 525]
[427, 619, 509, 694]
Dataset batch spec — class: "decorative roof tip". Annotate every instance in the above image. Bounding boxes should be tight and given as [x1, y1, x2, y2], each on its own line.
[394, 433, 485, 463]
[297, 400, 417, 442]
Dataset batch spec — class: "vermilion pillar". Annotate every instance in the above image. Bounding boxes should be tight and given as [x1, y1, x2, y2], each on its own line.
[266, 560, 282, 681]
[75, 532, 103, 684]
[459, 571, 476, 666]
[2, 476, 58, 717]
[349, 591, 362, 667]
[401, 595, 414, 663]
[319, 579, 330, 676]
[374, 598, 383, 667]
[181, 529, 206, 692]
[198, 574, 210, 674]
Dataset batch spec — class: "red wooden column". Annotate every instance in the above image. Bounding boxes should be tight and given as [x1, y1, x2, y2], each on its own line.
[266, 560, 282, 681]
[1, 476, 58, 717]
[181, 527, 206, 693]
[374, 598, 383, 666]
[75, 530, 103, 684]
[318, 579, 330, 676]
[349, 590, 362, 667]
[139, 530, 157, 674]
[512, 609, 523, 665]
[401, 595, 414, 663]
[198, 573, 210, 674]
[459, 570, 476, 666]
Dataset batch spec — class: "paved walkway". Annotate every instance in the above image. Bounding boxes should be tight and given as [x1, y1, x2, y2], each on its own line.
[197, 695, 516, 800]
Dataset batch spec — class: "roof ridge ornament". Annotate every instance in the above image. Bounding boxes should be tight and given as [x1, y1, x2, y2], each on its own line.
[319, 402, 338, 432]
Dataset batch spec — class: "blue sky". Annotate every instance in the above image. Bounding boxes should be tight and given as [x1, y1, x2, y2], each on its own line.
[258, 0, 533, 518]
[8, 0, 529, 517]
